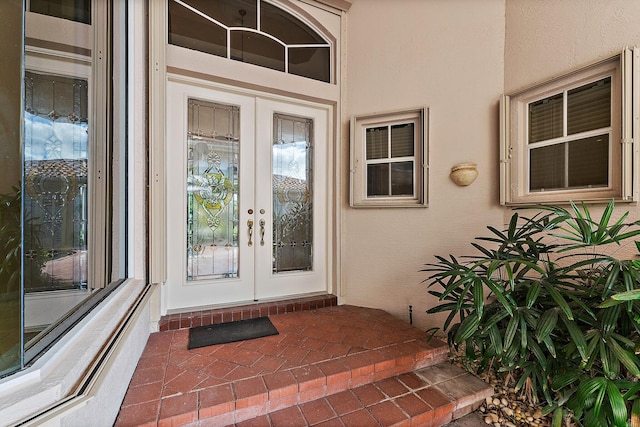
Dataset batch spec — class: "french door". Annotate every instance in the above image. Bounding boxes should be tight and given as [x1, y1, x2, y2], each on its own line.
[166, 80, 329, 310]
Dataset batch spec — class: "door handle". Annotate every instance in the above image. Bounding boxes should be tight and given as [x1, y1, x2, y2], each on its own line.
[259, 219, 265, 246]
[247, 219, 254, 246]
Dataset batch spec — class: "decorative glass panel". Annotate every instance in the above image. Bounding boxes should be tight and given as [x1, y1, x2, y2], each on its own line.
[567, 77, 611, 135]
[187, 99, 240, 281]
[529, 93, 563, 143]
[272, 113, 313, 273]
[30, 0, 91, 24]
[23, 71, 89, 293]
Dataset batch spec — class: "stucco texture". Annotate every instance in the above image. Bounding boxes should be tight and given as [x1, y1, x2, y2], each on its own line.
[341, 0, 506, 331]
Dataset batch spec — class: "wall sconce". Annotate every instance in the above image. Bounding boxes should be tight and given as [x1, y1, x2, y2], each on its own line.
[450, 162, 478, 186]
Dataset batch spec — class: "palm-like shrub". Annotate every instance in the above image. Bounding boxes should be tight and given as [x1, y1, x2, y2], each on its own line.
[425, 201, 640, 426]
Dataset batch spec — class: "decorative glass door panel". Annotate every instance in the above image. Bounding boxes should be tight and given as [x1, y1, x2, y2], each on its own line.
[186, 100, 239, 281]
[166, 81, 328, 310]
[272, 114, 313, 273]
[24, 71, 89, 293]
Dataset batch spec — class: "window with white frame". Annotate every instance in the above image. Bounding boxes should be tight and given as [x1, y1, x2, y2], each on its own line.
[501, 48, 638, 205]
[350, 108, 428, 207]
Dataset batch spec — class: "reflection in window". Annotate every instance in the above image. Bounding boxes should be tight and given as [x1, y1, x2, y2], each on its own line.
[24, 71, 89, 295]
[168, 0, 331, 83]
[30, 0, 91, 24]
[272, 114, 313, 273]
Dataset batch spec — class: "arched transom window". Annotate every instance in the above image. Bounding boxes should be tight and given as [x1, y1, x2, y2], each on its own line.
[169, 0, 332, 83]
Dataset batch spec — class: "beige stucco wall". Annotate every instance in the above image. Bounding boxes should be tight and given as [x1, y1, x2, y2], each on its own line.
[504, 0, 640, 94]
[503, 0, 640, 256]
[341, 0, 506, 331]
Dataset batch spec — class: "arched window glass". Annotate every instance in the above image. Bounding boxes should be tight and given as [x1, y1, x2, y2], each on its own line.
[168, 0, 331, 83]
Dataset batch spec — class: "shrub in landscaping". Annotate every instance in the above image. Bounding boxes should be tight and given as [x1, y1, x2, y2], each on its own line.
[424, 201, 640, 426]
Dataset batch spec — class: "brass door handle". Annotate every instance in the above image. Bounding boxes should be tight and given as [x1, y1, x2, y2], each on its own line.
[259, 219, 265, 246]
[247, 219, 254, 246]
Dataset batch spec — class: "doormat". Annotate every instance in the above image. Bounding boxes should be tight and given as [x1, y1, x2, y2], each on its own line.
[188, 317, 279, 349]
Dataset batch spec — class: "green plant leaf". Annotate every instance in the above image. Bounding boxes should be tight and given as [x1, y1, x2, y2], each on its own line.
[609, 338, 640, 377]
[632, 399, 640, 427]
[526, 282, 541, 309]
[454, 313, 481, 344]
[473, 280, 484, 319]
[552, 370, 582, 391]
[560, 313, 588, 361]
[606, 379, 628, 427]
[536, 308, 558, 343]
[504, 312, 519, 350]
[545, 283, 574, 320]
[612, 289, 640, 301]
[488, 324, 503, 355]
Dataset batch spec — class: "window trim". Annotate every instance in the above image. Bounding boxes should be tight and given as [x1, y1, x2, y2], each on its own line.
[500, 48, 639, 205]
[350, 107, 428, 208]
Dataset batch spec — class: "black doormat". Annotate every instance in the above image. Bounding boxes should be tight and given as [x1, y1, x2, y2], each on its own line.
[188, 316, 279, 350]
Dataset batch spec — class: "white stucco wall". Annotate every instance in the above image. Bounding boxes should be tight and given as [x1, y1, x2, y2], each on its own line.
[341, 0, 506, 331]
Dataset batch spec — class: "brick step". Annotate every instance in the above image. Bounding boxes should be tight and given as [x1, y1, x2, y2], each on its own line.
[232, 363, 494, 427]
[191, 341, 450, 426]
[116, 306, 493, 427]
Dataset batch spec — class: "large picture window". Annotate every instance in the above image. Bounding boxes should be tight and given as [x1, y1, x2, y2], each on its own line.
[501, 49, 638, 204]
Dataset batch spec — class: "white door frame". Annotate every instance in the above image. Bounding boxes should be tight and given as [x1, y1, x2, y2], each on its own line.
[164, 76, 333, 312]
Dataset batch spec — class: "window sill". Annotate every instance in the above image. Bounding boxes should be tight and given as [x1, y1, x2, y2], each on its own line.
[0, 279, 150, 426]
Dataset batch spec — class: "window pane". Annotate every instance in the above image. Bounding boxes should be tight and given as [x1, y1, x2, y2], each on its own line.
[529, 93, 563, 143]
[391, 123, 414, 157]
[391, 161, 414, 196]
[273, 114, 313, 273]
[168, 0, 228, 58]
[261, 1, 325, 45]
[530, 144, 565, 191]
[230, 30, 285, 72]
[367, 163, 389, 196]
[567, 77, 611, 135]
[186, 100, 240, 281]
[568, 135, 609, 188]
[289, 47, 330, 83]
[366, 126, 388, 160]
[30, 0, 91, 24]
[24, 71, 89, 295]
[0, 0, 23, 377]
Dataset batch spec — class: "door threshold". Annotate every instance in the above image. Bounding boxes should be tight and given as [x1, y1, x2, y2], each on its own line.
[159, 293, 337, 331]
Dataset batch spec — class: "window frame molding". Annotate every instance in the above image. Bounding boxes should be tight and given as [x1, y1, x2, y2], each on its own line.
[350, 107, 429, 208]
[500, 48, 639, 205]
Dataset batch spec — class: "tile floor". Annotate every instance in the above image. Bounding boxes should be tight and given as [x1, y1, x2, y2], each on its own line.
[116, 302, 492, 426]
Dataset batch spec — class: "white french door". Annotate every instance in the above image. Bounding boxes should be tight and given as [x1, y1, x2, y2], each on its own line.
[166, 80, 329, 310]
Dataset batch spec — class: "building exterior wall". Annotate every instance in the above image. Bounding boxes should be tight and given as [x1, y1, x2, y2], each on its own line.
[341, 0, 506, 331]
[503, 0, 640, 252]
[504, 0, 640, 94]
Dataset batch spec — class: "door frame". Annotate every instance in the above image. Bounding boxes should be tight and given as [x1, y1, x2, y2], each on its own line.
[163, 74, 335, 314]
